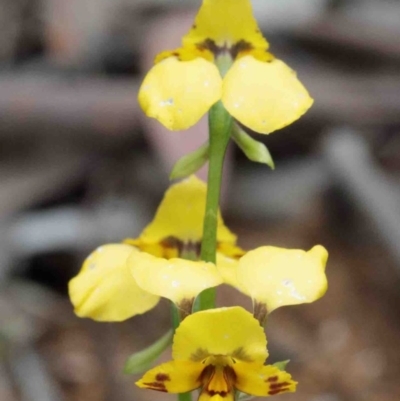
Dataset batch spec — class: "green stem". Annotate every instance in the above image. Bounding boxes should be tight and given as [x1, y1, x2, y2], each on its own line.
[178, 392, 193, 401]
[197, 100, 233, 310]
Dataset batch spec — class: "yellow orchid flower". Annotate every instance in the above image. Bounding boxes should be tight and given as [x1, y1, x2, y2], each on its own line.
[137, 307, 296, 399]
[68, 176, 241, 322]
[139, 0, 313, 133]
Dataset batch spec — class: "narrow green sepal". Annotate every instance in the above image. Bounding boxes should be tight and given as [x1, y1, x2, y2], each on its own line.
[232, 124, 275, 169]
[170, 142, 209, 180]
[237, 391, 255, 401]
[272, 359, 290, 371]
[124, 330, 173, 375]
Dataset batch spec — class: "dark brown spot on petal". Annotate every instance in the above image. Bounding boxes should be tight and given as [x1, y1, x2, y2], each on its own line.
[192, 24, 197, 29]
[143, 382, 167, 392]
[155, 373, 170, 382]
[266, 376, 278, 383]
[268, 389, 284, 395]
[191, 348, 209, 362]
[253, 301, 268, 326]
[197, 39, 219, 55]
[176, 298, 195, 320]
[208, 390, 229, 397]
[231, 347, 253, 362]
[159, 237, 201, 259]
[198, 365, 236, 399]
[270, 382, 290, 390]
[230, 40, 253, 59]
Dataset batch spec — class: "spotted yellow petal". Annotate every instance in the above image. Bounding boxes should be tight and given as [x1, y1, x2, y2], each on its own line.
[136, 360, 203, 393]
[68, 244, 159, 322]
[138, 57, 221, 130]
[128, 176, 237, 249]
[182, 0, 268, 49]
[222, 56, 314, 134]
[237, 245, 328, 312]
[234, 363, 296, 396]
[173, 307, 267, 365]
[129, 251, 222, 305]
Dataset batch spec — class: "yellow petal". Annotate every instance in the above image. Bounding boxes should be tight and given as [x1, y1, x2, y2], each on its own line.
[234, 363, 297, 396]
[129, 251, 222, 305]
[136, 360, 203, 393]
[222, 56, 314, 134]
[138, 57, 222, 130]
[128, 176, 237, 251]
[173, 307, 267, 365]
[182, 0, 269, 49]
[216, 253, 243, 292]
[217, 242, 246, 259]
[68, 244, 159, 322]
[237, 245, 328, 312]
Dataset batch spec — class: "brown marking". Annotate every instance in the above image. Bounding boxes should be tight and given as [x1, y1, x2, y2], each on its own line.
[268, 389, 284, 395]
[155, 373, 170, 382]
[177, 298, 195, 320]
[253, 301, 268, 326]
[231, 347, 253, 362]
[160, 236, 202, 259]
[270, 382, 290, 390]
[230, 40, 253, 59]
[266, 376, 278, 383]
[192, 24, 197, 29]
[208, 390, 229, 397]
[191, 348, 209, 362]
[223, 366, 237, 386]
[143, 382, 167, 392]
[196, 39, 219, 55]
[198, 365, 236, 398]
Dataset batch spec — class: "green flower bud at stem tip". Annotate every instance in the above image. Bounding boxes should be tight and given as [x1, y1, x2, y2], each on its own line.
[124, 330, 173, 375]
[232, 124, 275, 169]
[170, 142, 210, 180]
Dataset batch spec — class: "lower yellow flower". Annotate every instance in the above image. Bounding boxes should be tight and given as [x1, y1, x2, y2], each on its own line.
[137, 307, 296, 399]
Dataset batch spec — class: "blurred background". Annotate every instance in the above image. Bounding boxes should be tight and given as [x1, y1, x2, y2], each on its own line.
[1, 0, 400, 400]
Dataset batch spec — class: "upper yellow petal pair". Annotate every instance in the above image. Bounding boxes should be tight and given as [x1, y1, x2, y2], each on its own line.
[139, 0, 313, 134]
[137, 307, 297, 398]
